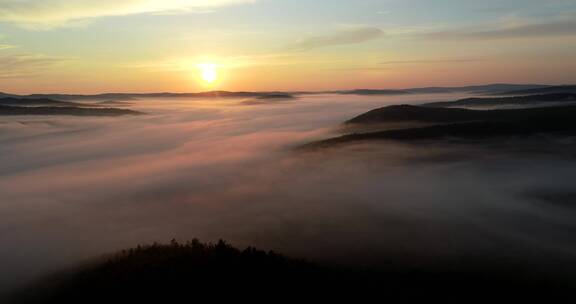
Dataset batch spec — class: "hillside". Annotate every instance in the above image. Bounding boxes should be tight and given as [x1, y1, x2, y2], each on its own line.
[424, 93, 576, 108]
[336, 89, 412, 95]
[10, 240, 566, 303]
[408, 84, 550, 94]
[306, 120, 576, 149]
[346, 104, 576, 125]
[0, 105, 142, 116]
[496, 85, 576, 96]
[0, 98, 85, 107]
[303, 104, 576, 149]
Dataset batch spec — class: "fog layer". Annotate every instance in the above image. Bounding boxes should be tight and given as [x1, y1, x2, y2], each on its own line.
[2, 93, 576, 294]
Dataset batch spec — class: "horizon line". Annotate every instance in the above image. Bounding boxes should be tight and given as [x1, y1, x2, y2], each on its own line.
[2, 82, 572, 96]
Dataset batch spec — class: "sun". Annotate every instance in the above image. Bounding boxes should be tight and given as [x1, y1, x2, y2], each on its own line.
[197, 63, 218, 84]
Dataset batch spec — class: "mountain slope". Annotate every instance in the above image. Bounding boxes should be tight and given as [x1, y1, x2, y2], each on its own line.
[496, 85, 576, 96]
[0, 98, 85, 107]
[424, 93, 576, 108]
[303, 104, 576, 149]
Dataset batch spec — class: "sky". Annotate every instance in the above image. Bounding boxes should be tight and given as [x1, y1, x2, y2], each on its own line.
[0, 0, 575, 93]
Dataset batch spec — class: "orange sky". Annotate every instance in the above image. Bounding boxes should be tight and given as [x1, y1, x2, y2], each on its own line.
[0, 0, 574, 93]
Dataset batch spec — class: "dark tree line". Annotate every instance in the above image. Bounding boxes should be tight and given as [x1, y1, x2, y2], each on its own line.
[10, 239, 574, 303]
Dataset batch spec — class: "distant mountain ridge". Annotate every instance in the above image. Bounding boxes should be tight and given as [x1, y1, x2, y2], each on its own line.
[335, 89, 412, 95]
[406, 84, 551, 94]
[335, 84, 551, 96]
[0, 97, 85, 107]
[0, 91, 300, 101]
[0, 105, 142, 116]
[1, 84, 567, 101]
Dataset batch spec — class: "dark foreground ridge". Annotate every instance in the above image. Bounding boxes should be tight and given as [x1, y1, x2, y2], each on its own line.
[9, 240, 572, 303]
[303, 105, 576, 149]
[424, 93, 576, 108]
[0, 105, 142, 116]
[346, 104, 576, 125]
[306, 120, 576, 149]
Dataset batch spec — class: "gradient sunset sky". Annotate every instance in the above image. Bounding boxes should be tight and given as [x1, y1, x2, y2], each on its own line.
[0, 0, 575, 94]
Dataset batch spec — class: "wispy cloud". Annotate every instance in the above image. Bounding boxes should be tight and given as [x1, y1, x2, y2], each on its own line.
[327, 58, 483, 72]
[287, 27, 384, 51]
[0, 54, 70, 78]
[423, 17, 576, 40]
[0, 0, 256, 29]
[0, 44, 16, 50]
[381, 59, 483, 65]
[0, 35, 17, 50]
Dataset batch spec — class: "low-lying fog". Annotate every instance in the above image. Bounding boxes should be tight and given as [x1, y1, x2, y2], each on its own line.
[2, 93, 576, 295]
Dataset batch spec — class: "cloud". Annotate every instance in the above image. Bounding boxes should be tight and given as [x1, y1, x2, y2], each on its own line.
[0, 35, 17, 50]
[424, 18, 576, 40]
[0, 54, 70, 78]
[3, 94, 576, 296]
[0, 44, 16, 50]
[381, 58, 483, 65]
[288, 27, 384, 51]
[0, 0, 255, 29]
[326, 58, 483, 72]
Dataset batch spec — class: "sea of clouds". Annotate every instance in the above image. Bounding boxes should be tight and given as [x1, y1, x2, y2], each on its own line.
[2, 93, 576, 295]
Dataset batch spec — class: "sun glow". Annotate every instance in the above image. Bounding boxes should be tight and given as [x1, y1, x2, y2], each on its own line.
[198, 63, 218, 84]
